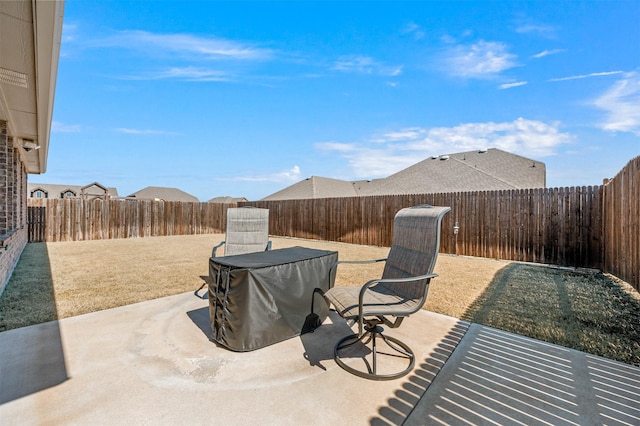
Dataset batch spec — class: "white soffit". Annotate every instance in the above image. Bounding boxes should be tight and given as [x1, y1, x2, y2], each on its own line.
[0, 0, 64, 174]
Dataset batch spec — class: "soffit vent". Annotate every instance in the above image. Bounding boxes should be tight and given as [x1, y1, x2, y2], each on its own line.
[0, 68, 28, 88]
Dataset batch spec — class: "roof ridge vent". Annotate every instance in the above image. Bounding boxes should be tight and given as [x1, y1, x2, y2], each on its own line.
[478, 148, 488, 153]
[440, 155, 450, 160]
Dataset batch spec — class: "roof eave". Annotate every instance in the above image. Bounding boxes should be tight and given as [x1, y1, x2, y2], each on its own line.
[31, 0, 65, 174]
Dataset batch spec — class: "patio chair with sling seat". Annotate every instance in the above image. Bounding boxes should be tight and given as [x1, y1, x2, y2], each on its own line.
[195, 206, 272, 298]
[323, 204, 451, 380]
[211, 206, 272, 257]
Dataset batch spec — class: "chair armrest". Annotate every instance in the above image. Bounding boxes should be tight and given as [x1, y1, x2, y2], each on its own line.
[329, 257, 387, 278]
[358, 273, 439, 312]
[337, 258, 387, 265]
[211, 241, 225, 257]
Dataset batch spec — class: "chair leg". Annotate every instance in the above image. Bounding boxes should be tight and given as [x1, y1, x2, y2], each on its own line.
[333, 321, 415, 381]
[194, 282, 208, 299]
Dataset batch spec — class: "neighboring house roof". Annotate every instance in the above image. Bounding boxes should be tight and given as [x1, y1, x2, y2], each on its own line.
[80, 182, 111, 199]
[207, 196, 249, 203]
[127, 186, 199, 202]
[261, 176, 360, 201]
[365, 149, 545, 195]
[261, 148, 546, 201]
[28, 182, 119, 199]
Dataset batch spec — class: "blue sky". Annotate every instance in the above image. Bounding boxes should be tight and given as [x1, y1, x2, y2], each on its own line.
[42, 0, 640, 201]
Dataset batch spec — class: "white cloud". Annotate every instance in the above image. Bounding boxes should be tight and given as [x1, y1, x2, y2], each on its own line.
[52, 121, 81, 133]
[150, 67, 231, 82]
[499, 81, 528, 90]
[593, 71, 640, 134]
[315, 142, 357, 152]
[549, 71, 624, 82]
[114, 128, 175, 135]
[514, 23, 557, 38]
[441, 41, 518, 79]
[277, 165, 302, 181]
[390, 66, 403, 77]
[531, 49, 565, 59]
[319, 118, 573, 178]
[346, 149, 419, 177]
[331, 55, 402, 77]
[99, 30, 274, 61]
[429, 119, 572, 157]
[61, 23, 78, 43]
[218, 165, 302, 183]
[372, 128, 427, 143]
[440, 34, 457, 45]
[332, 56, 376, 73]
[401, 22, 425, 40]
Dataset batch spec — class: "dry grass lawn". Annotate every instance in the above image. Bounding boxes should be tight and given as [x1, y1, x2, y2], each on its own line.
[2, 234, 639, 366]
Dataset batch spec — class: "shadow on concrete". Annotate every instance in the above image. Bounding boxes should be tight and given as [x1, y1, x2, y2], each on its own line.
[369, 321, 471, 425]
[386, 263, 640, 424]
[186, 305, 212, 340]
[300, 310, 355, 372]
[187, 305, 352, 373]
[194, 275, 211, 299]
[0, 242, 68, 405]
[402, 325, 640, 425]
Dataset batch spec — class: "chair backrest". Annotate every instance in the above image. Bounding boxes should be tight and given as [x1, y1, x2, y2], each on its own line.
[224, 207, 270, 256]
[381, 205, 451, 300]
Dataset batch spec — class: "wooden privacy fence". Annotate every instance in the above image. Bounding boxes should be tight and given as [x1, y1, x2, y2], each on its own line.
[27, 206, 46, 242]
[27, 199, 234, 241]
[245, 155, 640, 291]
[602, 155, 640, 291]
[26, 155, 640, 292]
[245, 186, 603, 270]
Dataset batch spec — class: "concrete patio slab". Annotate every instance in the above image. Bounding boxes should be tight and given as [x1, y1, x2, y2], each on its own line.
[1, 291, 639, 425]
[0, 291, 465, 425]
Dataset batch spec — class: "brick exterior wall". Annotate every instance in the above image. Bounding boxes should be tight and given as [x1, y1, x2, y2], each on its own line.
[0, 120, 29, 295]
[0, 120, 6, 236]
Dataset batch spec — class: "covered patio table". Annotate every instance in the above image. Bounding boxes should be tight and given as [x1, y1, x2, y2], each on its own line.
[209, 246, 338, 351]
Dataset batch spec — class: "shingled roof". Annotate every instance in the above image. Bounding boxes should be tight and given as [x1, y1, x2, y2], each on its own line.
[364, 148, 545, 195]
[127, 186, 199, 202]
[207, 196, 249, 203]
[28, 182, 119, 199]
[260, 176, 360, 201]
[261, 148, 545, 201]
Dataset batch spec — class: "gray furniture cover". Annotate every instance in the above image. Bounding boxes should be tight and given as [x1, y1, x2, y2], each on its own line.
[209, 247, 338, 352]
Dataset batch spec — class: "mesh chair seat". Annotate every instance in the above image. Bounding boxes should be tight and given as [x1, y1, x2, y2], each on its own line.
[324, 284, 424, 319]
